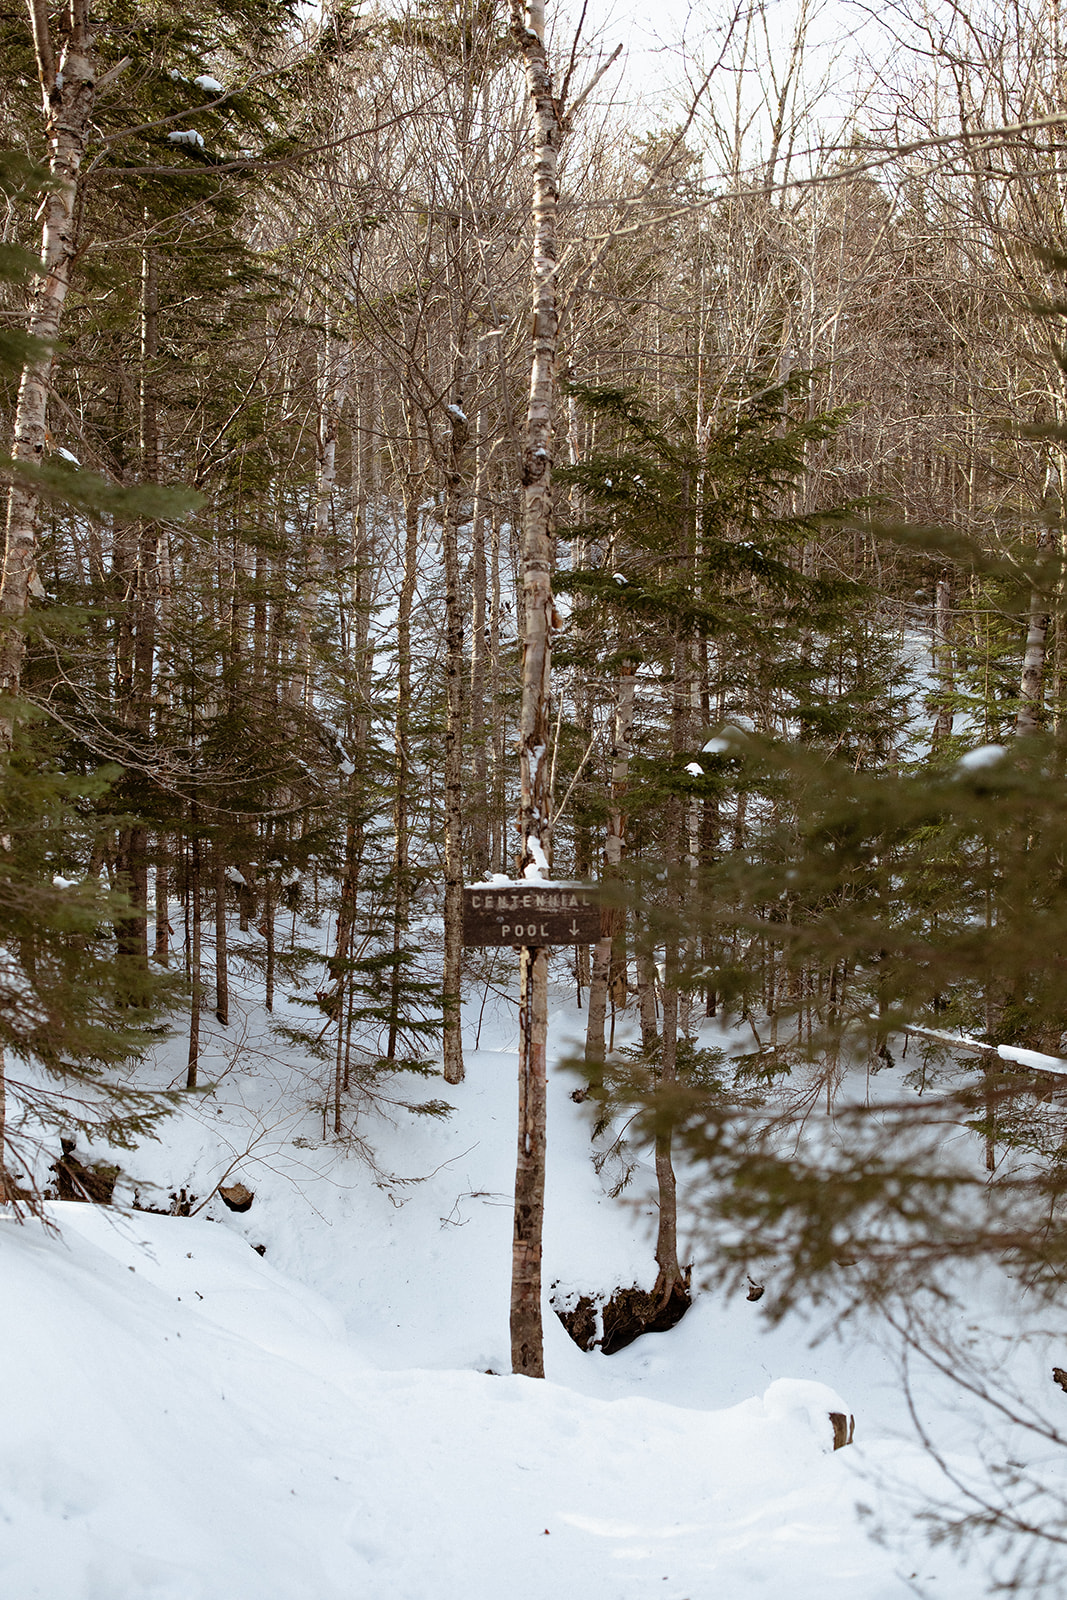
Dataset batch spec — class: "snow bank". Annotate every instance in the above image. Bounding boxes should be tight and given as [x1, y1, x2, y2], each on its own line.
[0, 951, 988, 1598]
[0, 1202, 927, 1600]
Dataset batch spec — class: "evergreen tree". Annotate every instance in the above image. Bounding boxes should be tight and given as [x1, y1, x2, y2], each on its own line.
[0, 721, 182, 1208]
[568, 269, 1067, 1584]
[557, 371, 865, 1322]
[0, 146, 194, 1210]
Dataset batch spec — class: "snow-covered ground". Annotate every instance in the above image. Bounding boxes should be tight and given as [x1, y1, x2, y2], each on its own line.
[0, 946, 1049, 1598]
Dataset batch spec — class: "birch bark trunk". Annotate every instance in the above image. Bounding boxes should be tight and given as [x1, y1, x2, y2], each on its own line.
[291, 332, 344, 709]
[1016, 531, 1053, 735]
[508, 0, 563, 1380]
[252, 539, 268, 692]
[186, 827, 202, 1091]
[652, 627, 691, 1312]
[654, 936, 684, 1299]
[488, 512, 505, 871]
[469, 411, 490, 878]
[1, 0, 97, 741]
[214, 847, 229, 1026]
[442, 392, 469, 1085]
[154, 840, 170, 964]
[136, 233, 160, 712]
[0, 1050, 7, 1204]
[932, 572, 955, 748]
[263, 879, 276, 1014]
[112, 242, 160, 979]
[112, 225, 161, 989]
[387, 424, 421, 1061]
[137, 229, 164, 716]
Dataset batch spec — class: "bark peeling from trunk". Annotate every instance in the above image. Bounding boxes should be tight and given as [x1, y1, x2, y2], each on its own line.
[508, 0, 563, 1381]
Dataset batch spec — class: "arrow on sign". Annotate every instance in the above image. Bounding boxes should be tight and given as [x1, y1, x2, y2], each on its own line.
[569, 920, 581, 936]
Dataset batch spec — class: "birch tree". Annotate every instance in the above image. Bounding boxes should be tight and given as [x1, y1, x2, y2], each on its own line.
[508, 0, 563, 1381]
[507, 0, 623, 1374]
[1, 0, 98, 742]
[441, 388, 469, 1085]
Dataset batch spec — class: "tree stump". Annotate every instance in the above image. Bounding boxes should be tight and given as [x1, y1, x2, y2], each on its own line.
[829, 1411, 855, 1449]
[219, 1181, 254, 1212]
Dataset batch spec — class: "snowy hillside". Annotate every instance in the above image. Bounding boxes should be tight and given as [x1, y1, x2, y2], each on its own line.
[2, 1200, 926, 1600]
[0, 961, 1010, 1600]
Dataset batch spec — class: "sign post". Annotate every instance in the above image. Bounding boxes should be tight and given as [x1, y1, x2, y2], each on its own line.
[463, 881, 597, 1376]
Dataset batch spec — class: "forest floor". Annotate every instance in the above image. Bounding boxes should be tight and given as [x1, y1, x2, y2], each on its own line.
[0, 929, 1056, 1598]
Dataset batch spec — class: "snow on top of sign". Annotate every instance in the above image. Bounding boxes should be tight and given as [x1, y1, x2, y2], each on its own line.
[465, 877, 591, 890]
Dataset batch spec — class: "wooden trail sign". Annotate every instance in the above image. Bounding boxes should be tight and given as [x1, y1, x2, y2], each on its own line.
[463, 883, 599, 946]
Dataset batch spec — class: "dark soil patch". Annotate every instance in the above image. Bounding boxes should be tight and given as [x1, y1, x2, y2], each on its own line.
[49, 1140, 118, 1204]
[554, 1293, 599, 1351]
[601, 1280, 691, 1354]
[132, 1187, 198, 1216]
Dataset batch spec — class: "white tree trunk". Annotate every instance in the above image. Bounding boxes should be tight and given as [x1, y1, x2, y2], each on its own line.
[442, 394, 469, 1086]
[1, 0, 97, 736]
[508, 0, 563, 1381]
[469, 410, 490, 877]
[932, 572, 955, 747]
[387, 415, 421, 1061]
[653, 628, 691, 1311]
[0, 0, 96, 1201]
[1016, 536, 1052, 736]
[291, 333, 344, 708]
[512, 4, 559, 869]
